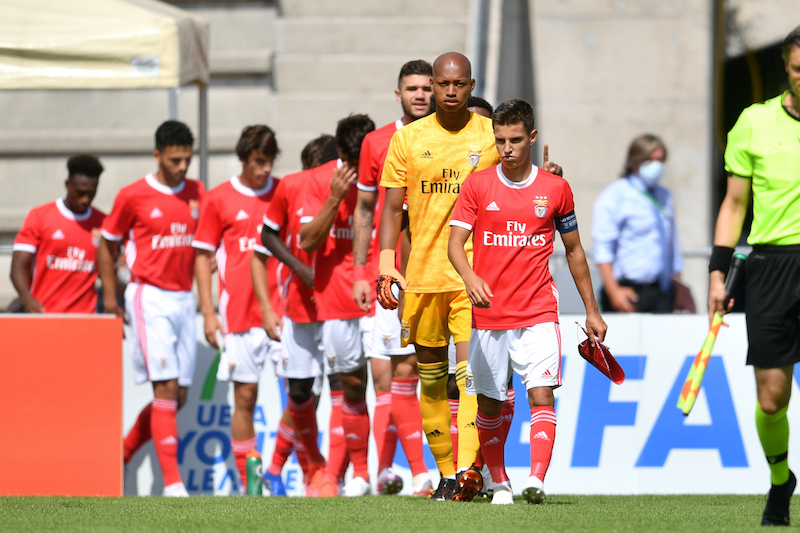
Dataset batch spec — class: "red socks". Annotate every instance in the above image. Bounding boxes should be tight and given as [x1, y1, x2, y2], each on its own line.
[501, 387, 515, 443]
[327, 390, 349, 480]
[124, 402, 152, 464]
[530, 406, 556, 482]
[342, 400, 371, 480]
[151, 398, 182, 487]
[449, 398, 459, 468]
[268, 421, 295, 476]
[391, 378, 427, 476]
[288, 397, 325, 469]
[232, 437, 257, 490]
[476, 410, 508, 483]
[373, 391, 397, 473]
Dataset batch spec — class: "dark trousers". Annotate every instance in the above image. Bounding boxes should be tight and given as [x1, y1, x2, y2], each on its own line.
[600, 279, 676, 313]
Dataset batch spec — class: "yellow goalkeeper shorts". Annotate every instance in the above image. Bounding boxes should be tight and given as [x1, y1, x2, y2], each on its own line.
[401, 290, 471, 348]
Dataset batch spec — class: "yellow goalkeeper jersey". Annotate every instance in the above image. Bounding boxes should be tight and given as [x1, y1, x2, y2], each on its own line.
[381, 112, 499, 292]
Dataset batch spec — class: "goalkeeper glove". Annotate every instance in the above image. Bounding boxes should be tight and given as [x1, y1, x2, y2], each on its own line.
[377, 249, 407, 310]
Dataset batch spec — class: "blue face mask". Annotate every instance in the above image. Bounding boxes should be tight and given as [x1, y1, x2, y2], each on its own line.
[638, 160, 665, 187]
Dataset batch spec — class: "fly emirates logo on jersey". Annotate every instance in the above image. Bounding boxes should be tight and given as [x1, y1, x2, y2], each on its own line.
[420, 169, 462, 195]
[152, 222, 194, 250]
[483, 220, 547, 247]
[46, 246, 96, 272]
[328, 215, 353, 241]
[238, 236, 257, 253]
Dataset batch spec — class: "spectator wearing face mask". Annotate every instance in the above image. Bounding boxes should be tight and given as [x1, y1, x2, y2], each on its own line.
[592, 133, 684, 313]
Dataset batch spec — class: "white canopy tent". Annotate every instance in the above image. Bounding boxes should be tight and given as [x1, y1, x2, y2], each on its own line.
[0, 0, 210, 183]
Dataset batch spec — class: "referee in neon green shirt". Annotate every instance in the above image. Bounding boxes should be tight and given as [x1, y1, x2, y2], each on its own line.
[709, 25, 800, 527]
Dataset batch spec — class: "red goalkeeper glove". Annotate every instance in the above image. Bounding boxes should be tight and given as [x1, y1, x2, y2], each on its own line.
[376, 249, 407, 310]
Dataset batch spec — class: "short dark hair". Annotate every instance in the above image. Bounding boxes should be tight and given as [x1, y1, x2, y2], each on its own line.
[783, 25, 800, 60]
[301, 134, 337, 170]
[236, 124, 280, 161]
[155, 120, 194, 151]
[492, 98, 535, 133]
[398, 59, 433, 85]
[67, 154, 104, 179]
[468, 96, 493, 115]
[335, 114, 375, 163]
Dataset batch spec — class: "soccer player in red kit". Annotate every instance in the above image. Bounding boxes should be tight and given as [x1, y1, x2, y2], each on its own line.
[352, 59, 434, 496]
[262, 139, 349, 497]
[11, 154, 106, 314]
[298, 114, 377, 497]
[193, 125, 280, 493]
[252, 134, 339, 495]
[448, 99, 606, 505]
[98, 120, 204, 497]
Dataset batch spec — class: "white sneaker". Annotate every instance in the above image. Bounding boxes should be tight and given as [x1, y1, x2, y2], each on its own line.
[480, 464, 496, 496]
[492, 481, 514, 505]
[377, 468, 403, 495]
[522, 476, 545, 504]
[163, 482, 189, 497]
[412, 472, 433, 496]
[343, 476, 371, 497]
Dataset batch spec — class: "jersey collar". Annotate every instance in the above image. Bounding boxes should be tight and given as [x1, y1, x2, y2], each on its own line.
[146, 173, 186, 195]
[56, 197, 93, 221]
[496, 164, 538, 189]
[231, 174, 275, 197]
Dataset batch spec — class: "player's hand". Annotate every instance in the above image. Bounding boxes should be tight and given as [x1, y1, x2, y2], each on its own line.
[464, 273, 493, 308]
[297, 263, 314, 289]
[584, 311, 608, 345]
[330, 162, 358, 201]
[377, 249, 407, 309]
[353, 279, 373, 313]
[607, 284, 638, 312]
[542, 145, 563, 177]
[103, 294, 125, 320]
[203, 313, 224, 349]
[21, 295, 45, 313]
[262, 307, 282, 342]
[707, 270, 732, 325]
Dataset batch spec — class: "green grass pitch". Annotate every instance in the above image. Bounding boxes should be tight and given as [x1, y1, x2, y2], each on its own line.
[0, 494, 786, 532]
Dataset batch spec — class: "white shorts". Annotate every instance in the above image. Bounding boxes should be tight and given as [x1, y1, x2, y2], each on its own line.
[323, 317, 372, 374]
[216, 327, 268, 384]
[371, 302, 415, 359]
[466, 322, 562, 402]
[268, 332, 285, 379]
[280, 318, 325, 380]
[448, 342, 456, 374]
[126, 282, 196, 387]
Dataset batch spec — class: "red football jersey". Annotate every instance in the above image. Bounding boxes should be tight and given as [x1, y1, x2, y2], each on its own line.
[102, 174, 205, 292]
[193, 176, 278, 334]
[450, 165, 576, 330]
[356, 120, 402, 275]
[13, 198, 106, 313]
[263, 169, 319, 323]
[300, 160, 373, 321]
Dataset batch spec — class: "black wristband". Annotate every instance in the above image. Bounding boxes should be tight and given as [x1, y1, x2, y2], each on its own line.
[708, 245, 735, 274]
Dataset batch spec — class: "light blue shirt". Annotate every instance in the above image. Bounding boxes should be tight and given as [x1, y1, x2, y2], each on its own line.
[592, 175, 683, 290]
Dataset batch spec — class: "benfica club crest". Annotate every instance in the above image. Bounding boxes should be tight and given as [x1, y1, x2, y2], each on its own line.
[469, 153, 480, 167]
[533, 196, 548, 218]
[92, 228, 102, 248]
[189, 199, 200, 220]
